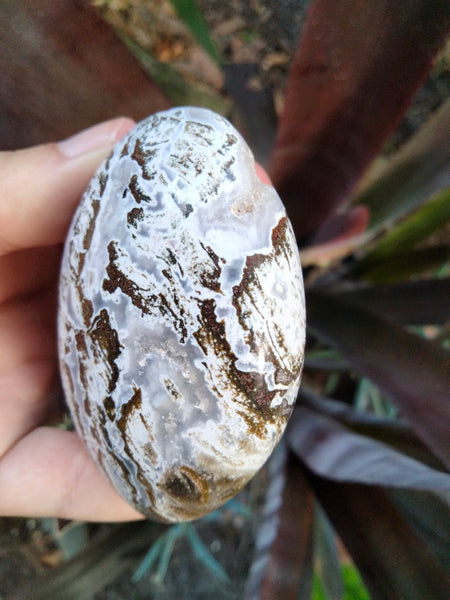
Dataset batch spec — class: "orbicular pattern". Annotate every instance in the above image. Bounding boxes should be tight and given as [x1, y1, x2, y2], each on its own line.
[58, 106, 306, 522]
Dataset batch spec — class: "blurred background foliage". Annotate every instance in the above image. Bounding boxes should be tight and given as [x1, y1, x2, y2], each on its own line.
[0, 1, 449, 599]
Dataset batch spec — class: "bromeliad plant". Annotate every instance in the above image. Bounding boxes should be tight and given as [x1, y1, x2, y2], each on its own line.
[4, 0, 449, 598]
[243, 2, 450, 598]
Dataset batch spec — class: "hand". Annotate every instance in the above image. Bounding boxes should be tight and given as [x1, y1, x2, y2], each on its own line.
[0, 119, 271, 522]
[0, 118, 144, 522]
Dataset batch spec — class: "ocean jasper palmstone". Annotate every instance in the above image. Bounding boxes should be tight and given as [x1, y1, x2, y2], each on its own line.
[58, 106, 305, 523]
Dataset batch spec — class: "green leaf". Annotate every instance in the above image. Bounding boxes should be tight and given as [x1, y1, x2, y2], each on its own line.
[306, 291, 450, 468]
[309, 476, 450, 600]
[355, 244, 450, 282]
[334, 278, 450, 325]
[169, 0, 222, 66]
[184, 524, 230, 583]
[131, 535, 165, 583]
[341, 564, 370, 600]
[356, 186, 450, 268]
[288, 407, 450, 490]
[314, 506, 344, 600]
[121, 35, 230, 115]
[355, 100, 450, 230]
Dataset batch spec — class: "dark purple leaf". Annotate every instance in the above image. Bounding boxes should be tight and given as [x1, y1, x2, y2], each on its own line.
[288, 407, 450, 490]
[334, 278, 450, 325]
[298, 388, 446, 470]
[306, 291, 450, 468]
[245, 443, 315, 600]
[300, 206, 369, 267]
[0, 0, 171, 150]
[269, 0, 450, 238]
[308, 475, 450, 600]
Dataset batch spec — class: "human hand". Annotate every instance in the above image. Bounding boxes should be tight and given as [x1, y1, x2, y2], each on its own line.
[0, 118, 144, 522]
[0, 118, 271, 522]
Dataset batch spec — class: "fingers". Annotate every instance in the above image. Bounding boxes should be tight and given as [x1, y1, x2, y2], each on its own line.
[0, 117, 135, 256]
[0, 287, 58, 456]
[0, 245, 61, 304]
[0, 427, 143, 521]
[255, 162, 272, 185]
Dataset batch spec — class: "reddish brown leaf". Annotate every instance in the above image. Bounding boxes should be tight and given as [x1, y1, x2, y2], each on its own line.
[269, 0, 450, 238]
[308, 476, 450, 600]
[306, 291, 450, 468]
[300, 205, 369, 266]
[245, 444, 315, 600]
[0, 0, 170, 150]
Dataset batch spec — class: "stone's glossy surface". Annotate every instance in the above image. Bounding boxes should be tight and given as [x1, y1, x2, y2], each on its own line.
[58, 106, 306, 522]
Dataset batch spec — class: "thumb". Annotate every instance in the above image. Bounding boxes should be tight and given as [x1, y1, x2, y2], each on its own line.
[0, 118, 135, 255]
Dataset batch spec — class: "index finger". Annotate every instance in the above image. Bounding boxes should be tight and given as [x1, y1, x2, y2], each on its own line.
[0, 118, 135, 256]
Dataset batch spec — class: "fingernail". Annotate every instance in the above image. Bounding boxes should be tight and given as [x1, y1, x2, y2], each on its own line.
[57, 117, 135, 159]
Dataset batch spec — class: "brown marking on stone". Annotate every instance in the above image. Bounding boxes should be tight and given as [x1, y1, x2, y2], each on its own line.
[271, 216, 287, 247]
[115, 386, 157, 511]
[98, 407, 112, 449]
[83, 199, 100, 251]
[231, 216, 303, 392]
[96, 405, 142, 508]
[158, 292, 188, 343]
[103, 242, 150, 313]
[88, 309, 122, 394]
[127, 206, 144, 228]
[237, 371, 276, 410]
[193, 298, 280, 438]
[162, 466, 210, 504]
[90, 424, 102, 448]
[143, 439, 158, 466]
[98, 172, 108, 196]
[75, 329, 88, 358]
[163, 377, 182, 402]
[129, 174, 153, 204]
[62, 358, 85, 436]
[222, 157, 236, 181]
[83, 395, 91, 418]
[81, 297, 93, 329]
[131, 138, 157, 180]
[120, 142, 129, 157]
[74, 330, 90, 400]
[118, 385, 142, 434]
[103, 396, 116, 421]
[199, 242, 223, 292]
[103, 242, 189, 342]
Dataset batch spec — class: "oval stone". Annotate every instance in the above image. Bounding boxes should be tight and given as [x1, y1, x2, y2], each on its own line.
[58, 106, 306, 522]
